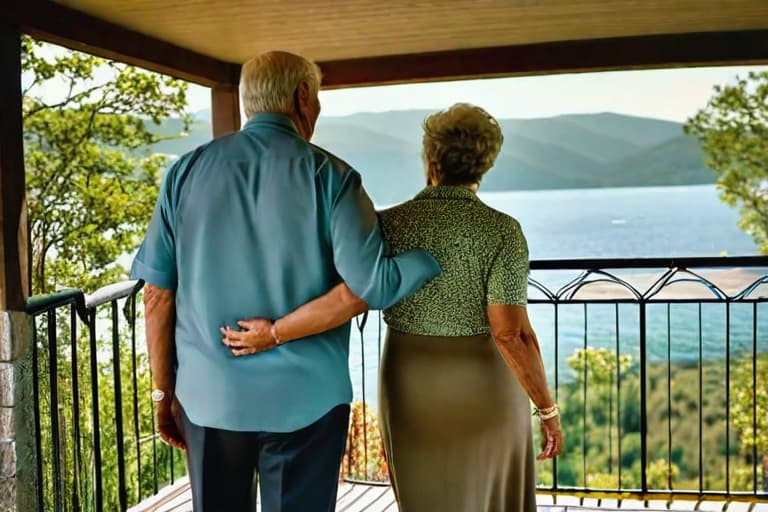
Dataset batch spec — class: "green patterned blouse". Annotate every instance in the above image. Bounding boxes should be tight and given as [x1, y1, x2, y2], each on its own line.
[379, 185, 529, 337]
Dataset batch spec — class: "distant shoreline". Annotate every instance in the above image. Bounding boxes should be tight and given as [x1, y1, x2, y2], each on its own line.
[478, 182, 719, 195]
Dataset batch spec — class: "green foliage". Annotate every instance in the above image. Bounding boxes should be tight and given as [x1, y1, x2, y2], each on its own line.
[731, 357, 768, 456]
[685, 71, 768, 254]
[567, 347, 632, 385]
[646, 458, 680, 489]
[541, 347, 766, 493]
[21, 36, 189, 293]
[35, 306, 186, 511]
[23, 37, 191, 510]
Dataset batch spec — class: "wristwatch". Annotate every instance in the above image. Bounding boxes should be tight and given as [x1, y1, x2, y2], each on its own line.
[151, 389, 166, 403]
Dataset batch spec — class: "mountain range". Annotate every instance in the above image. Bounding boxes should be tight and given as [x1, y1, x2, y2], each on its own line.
[149, 110, 716, 205]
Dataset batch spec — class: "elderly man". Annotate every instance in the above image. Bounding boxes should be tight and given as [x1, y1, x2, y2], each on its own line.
[131, 51, 440, 512]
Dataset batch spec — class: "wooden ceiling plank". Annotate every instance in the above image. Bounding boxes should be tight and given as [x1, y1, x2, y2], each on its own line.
[42, 0, 768, 63]
[2, 0, 240, 87]
[3, 1, 767, 88]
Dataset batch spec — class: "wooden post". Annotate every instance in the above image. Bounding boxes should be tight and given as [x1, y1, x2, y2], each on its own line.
[0, 23, 29, 311]
[211, 84, 241, 138]
[0, 22, 37, 512]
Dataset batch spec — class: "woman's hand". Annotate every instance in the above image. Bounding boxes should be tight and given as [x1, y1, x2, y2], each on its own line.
[537, 415, 563, 460]
[220, 318, 276, 356]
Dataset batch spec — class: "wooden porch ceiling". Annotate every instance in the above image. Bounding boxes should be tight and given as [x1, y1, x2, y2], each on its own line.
[4, 1, 768, 87]
[40, 0, 768, 63]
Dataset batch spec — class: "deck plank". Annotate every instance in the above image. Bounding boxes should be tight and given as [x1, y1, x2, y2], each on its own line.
[357, 486, 395, 511]
[338, 484, 391, 511]
[132, 481, 761, 512]
[335, 483, 378, 511]
[158, 492, 192, 512]
[133, 480, 396, 512]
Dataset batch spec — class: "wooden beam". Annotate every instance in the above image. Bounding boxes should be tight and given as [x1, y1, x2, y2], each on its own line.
[319, 29, 768, 88]
[211, 85, 242, 138]
[2, 0, 240, 87]
[0, 22, 29, 310]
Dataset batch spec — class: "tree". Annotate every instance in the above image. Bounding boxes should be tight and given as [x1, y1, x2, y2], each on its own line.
[21, 36, 190, 294]
[567, 347, 633, 474]
[685, 71, 768, 254]
[22, 38, 192, 510]
[731, 356, 768, 491]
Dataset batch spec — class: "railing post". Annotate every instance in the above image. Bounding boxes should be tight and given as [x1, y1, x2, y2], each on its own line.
[639, 301, 648, 500]
[0, 19, 37, 512]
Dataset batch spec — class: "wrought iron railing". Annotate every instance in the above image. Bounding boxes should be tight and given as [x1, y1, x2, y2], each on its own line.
[27, 280, 185, 512]
[344, 256, 768, 507]
[28, 257, 768, 510]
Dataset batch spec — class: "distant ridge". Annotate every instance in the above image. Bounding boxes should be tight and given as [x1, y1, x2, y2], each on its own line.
[150, 110, 714, 205]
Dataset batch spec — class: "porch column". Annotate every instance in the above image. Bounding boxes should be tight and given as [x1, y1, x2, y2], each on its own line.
[211, 84, 241, 137]
[0, 21, 36, 512]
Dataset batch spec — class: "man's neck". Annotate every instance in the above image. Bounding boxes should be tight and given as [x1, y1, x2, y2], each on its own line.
[249, 111, 310, 141]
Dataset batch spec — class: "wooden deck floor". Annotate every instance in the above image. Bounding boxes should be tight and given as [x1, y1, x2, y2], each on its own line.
[130, 478, 397, 512]
[130, 477, 768, 512]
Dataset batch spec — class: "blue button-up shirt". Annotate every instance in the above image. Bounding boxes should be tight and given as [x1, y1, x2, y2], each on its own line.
[131, 113, 440, 432]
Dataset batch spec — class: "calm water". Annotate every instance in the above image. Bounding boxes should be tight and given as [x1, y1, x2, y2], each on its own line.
[351, 185, 766, 404]
[480, 184, 757, 259]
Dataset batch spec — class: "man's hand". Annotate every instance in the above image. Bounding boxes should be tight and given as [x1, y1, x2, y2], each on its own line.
[220, 318, 276, 356]
[156, 398, 185, 450]
[537, 416, 563, 460]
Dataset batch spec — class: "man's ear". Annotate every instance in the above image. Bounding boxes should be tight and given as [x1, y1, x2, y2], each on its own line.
[295, 81, 311, 114]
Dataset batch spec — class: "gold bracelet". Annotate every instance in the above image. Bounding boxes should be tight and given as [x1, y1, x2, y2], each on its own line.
[539, 407, 560, 421]
[534, 404, 559, 420]
[270, 323, 283, 345]
[538, 404, 558, 415]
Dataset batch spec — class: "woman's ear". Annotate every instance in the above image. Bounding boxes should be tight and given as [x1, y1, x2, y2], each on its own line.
[425, 162, 439, 186]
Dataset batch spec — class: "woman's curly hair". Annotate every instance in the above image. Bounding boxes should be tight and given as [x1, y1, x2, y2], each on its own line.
[422, 103, 504, 185]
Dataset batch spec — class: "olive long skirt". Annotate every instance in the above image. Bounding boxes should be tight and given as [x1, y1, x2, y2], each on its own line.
[378, 328, 537, 512]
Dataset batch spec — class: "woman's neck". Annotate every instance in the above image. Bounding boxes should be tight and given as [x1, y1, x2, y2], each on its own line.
[430, 181, 479, 193]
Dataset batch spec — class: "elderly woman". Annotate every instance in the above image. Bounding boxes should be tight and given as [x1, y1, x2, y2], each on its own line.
[222, 103, 563, 511]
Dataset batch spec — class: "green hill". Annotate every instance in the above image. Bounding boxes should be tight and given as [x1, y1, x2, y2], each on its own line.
[555, 112, 683, 147]
[599, 135, 716, 187]
[149, 110, 716, 204]
[311, 123, 422, 205]
[500, 116, 642, 162]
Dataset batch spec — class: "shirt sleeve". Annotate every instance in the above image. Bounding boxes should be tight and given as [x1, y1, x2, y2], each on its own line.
[329, 169, 441, 310]
[130, 160, 179, 291]
[486, 220, 529, 306]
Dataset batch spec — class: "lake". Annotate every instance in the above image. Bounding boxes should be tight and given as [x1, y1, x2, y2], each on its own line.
[480, 184, 757, 259]
[349, 184, 766, 405]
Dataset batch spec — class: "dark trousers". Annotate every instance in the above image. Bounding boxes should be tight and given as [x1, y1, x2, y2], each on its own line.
[177, 404, 351, 512]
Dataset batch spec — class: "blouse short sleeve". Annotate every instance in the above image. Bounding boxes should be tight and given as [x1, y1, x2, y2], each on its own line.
[486, 220, 529, 306]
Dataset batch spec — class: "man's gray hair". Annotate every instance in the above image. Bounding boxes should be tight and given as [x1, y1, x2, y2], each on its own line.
[239, 51, 322, 119]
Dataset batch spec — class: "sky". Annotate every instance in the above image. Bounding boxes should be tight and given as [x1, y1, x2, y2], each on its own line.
[25, 39, 767, 124]
[186, 65, 767, 123]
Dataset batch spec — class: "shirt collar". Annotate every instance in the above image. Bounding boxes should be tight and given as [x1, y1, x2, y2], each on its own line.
[243, 113, 298, 134]
[414, 185, 480, 202]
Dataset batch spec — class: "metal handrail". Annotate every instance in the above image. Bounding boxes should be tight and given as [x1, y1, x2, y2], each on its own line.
[345, 257, 768, 504]
[26, 259, 768, 510]
[529, 255, 767, 270]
